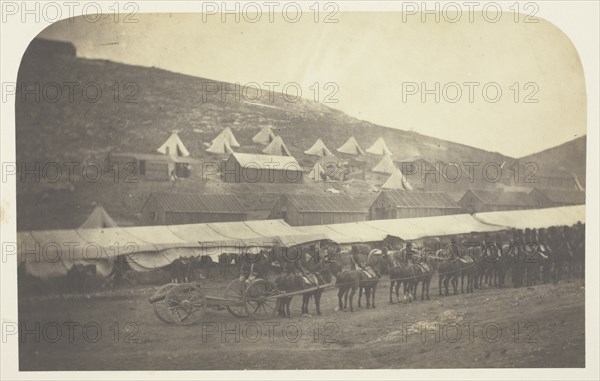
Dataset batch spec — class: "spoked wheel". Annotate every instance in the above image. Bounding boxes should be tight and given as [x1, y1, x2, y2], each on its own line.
[164, 283, 205, 325]
[152, 283, 178, 324]
[224, 280, 249, 317]
[243, 279, 279, 318]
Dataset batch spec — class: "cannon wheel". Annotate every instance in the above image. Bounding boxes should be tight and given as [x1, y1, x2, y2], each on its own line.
[243, 279, 279, 318]
[164, 283, 205, 325]
[152, 283, 178, 324]
[224, 280, 249, 317]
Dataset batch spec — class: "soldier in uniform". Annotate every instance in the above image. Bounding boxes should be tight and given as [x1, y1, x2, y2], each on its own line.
[350, 245, 366, 271]
[448, 237, 461, 261]
[405, 242, 418, 266]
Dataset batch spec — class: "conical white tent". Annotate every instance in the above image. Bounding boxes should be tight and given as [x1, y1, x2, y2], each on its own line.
[308, 162, 326, 182]
[372, 155, 397, 174]
[262, 136, 291, 156]
[212, 127, 240, 148]
[336, 136, 365, 155]
[156, 132, 190, 157]
[366, 137, 393, 156]
[80, 206, 117, 229]
[252, 126, 276, 145]
[206, 134, 234, 154]
[382, 169, 413, 190]
[304, 138, 335, 157]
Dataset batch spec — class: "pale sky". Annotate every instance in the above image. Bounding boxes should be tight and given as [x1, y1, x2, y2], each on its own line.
[38, 12, 586, 157]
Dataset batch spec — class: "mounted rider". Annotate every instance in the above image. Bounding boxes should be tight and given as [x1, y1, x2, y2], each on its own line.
[448, 237, 462, 261]
[238, 248, 269, 283]
[405, 241, 419, 266]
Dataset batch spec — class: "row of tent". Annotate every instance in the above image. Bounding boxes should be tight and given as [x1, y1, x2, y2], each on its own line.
[161, 126, 395, 157]
[16, 205, 585, 279]
[157, 129, 413, 189]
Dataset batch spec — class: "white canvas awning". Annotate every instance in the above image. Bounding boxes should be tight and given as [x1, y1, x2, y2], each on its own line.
[473, 205, 585, 230]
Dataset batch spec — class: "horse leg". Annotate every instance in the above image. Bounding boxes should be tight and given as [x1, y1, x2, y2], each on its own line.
[426, 277, 431, 300]
[452, 276, 458, 294]
[358, 286, 363, 308]
[365, 287, 371, 309]
[421, 279, 425, 301]
[302, 294, 309, 315]
[349, 286, 356, 312]
[372, 285, 377, 308]
[438, 275, 444, 296]
[315, 290, 322, 315]
[338, 288, 345, 311]
[389, 281, 394, 304]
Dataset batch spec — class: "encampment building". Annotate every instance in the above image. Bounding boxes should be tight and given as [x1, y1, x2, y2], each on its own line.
[140, 193, 247, 225]
[268, 194, 370, 226]
[528, 188, 586, 207]
[108, 132, 195, 181]
[221, 152, 303, 184]
[369, 190, 460, 220]
[458, 189, 538, 214]
[108, 152, 195, 181]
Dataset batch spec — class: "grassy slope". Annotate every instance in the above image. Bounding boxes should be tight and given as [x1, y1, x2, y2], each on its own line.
[15, 39, 585, 229]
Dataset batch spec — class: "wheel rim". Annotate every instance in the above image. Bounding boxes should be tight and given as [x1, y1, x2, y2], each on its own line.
[165, 284, 205, 325]
[152, 283, 178, 324]
[244, 280, 278, 318]
[225, 280, 249, 317]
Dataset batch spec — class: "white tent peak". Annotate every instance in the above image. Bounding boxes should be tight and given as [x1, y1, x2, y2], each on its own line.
[305, 138, 335, 157]
[80, 206, 117, 229]
[366, 137, 393, 156]
[157, 132, 190, 157]
[382, 168, 413, 190]
[213, 127, 240, 148]
[337, 136, 365, 155]
[252, 126, 276, 145]
[308, 162, 326, 183]
[206, 134, 234, 154]
[262, 135, 291, 156]
[372, 155, 397, 174]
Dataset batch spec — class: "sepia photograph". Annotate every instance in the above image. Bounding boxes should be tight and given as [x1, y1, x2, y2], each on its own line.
[1, 1, 598, 379]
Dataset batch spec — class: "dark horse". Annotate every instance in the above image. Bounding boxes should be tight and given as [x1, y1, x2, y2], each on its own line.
[376, 250, 420, 303]
[273, 245, 340, 317]
[335, 252, 379, 312]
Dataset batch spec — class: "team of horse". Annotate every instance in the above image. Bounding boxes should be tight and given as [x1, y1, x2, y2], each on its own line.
[295, 224, 583, 317]
[163, 223, 584, 318]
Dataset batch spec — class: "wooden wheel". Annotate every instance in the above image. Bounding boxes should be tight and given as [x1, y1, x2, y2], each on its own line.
[243, 279, 279, 318]
[152, 283, 178, 324]
[164, 283, 205, 325]
[224, 280, 249, 317]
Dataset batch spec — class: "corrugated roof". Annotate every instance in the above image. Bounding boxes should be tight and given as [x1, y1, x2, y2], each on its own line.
[286, 194, 369, 213]
[150, 193, 246, 214]
[231, 152, 302, 170]
[467, 189, 537, 207]
[383, 190, 460, 209]
[532, 188, 586, 204]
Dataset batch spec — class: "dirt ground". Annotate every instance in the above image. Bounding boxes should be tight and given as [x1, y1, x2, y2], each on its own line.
[18, 277, 585, 370]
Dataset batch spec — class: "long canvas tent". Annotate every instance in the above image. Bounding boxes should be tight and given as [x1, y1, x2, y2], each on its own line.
[365, 214, 503, 241]
[17, 206, 586, 278]
[473, 205, 585, 230]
